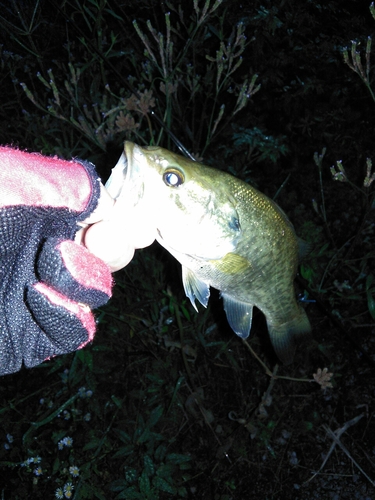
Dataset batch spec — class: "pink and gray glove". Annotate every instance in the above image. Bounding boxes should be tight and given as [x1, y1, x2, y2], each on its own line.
[0, 147, 112, 375]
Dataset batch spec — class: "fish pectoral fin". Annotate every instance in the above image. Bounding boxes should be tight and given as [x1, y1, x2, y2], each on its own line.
[222, 293, 253, 339]
[267, 308, 312, 365]
[182, 266, 210, 311]
[210, 253, 249, 275]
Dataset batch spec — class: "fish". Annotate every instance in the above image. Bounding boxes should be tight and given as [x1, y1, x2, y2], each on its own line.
[106, 141, 311, 364]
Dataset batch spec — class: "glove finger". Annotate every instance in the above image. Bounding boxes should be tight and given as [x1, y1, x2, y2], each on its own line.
[26, 283, 96, 358]
[38, 238, 112, 309]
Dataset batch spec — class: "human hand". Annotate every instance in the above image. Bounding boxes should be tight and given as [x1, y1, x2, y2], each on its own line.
[0, 147, 113, 374]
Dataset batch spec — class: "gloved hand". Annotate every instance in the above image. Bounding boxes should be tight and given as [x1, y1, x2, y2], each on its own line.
[0, 147, 113, 375]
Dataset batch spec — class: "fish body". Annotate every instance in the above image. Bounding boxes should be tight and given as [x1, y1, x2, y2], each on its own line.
[106, 141, 311, 364]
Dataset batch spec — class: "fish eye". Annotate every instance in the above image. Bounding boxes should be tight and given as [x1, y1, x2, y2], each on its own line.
[163, 168, 185, 187]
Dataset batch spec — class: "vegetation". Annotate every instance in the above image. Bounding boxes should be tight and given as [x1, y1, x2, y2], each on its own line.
[0, 0, 375, 498]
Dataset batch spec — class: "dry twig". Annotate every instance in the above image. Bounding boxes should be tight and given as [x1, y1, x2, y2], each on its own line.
[304, 413, 375, 487]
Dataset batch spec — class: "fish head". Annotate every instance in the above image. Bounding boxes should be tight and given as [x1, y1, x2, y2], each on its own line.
[106, 141, 241, 260]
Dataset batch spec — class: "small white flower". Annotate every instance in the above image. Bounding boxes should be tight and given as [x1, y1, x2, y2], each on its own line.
[33, 466, 43, 476]
[69, 465, 80, 477]
[64, 482, 74, 498]
[78, 387, 86, 397]
[55, 488, 64, 499]
[63, 436, 73, 447]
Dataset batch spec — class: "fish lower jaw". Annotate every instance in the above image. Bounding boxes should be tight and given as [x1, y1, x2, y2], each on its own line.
[156, 234, 198, 261]
[156, 235, 227, 262]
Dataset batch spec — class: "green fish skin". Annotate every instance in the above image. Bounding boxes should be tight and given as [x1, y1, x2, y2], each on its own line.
[106, 141, 312, 364]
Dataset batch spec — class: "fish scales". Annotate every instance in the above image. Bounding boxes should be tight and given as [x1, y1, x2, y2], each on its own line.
[106, 142, 312, 364]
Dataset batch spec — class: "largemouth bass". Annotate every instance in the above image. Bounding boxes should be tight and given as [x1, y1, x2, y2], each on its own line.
[106, 141, 311, 364]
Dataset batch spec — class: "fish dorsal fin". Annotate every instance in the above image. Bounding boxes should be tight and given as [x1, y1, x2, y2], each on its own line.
[222, 293, 253, 339]
[182, 266, 210, 311]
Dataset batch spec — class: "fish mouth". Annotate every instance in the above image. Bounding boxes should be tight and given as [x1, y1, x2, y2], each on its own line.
[123, 141, 133, 173]
[105, 142, 136, 199]
[104, 153, 127, 199]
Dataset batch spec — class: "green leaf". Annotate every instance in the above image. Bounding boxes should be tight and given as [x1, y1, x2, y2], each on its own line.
[94, 486, 107, 500]
[52, 457, 60, 474]
[300, 264, 314, 281]
[83, 437, 102, 451]
[366, 274, 374, 289]
[318, 243, 330, 256]
[116, 486, 143, 499]
[124, 466, 138, 484]
[177, 486, 188, 497]
[77, 349, 94, 371]
[152, 475, 176, 494]
[303, 421, 314, 431]
[78, 481, 107, 500]
[111, 395, 123, 409]
[154, 444, 167, 462]
[155, 463, 174, 479]
[146, 374, 164, 384]
[367, 289, 375, 320]
[137, 427, 151, 444]
[143, 455, 155, 477]
[112, 444, 135, 458]
[166, 453, 191, 465]
[139, 470, 151, 495]
[110, 479, 129, 492]
[180, 304, 191, 321]
[147, 405, 164, 428]
[113, 429, 132, 444]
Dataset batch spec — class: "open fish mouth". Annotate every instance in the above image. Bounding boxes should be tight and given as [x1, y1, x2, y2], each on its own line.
[105, 141, 140, 200]
[105, 152, 129, 200]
